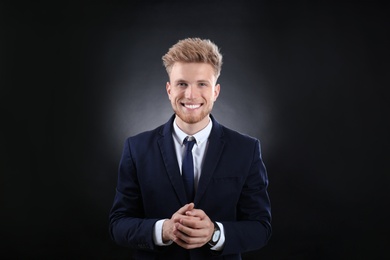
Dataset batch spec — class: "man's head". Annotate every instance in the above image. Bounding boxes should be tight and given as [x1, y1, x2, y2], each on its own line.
[162, 38, 223, 79]
[163, 38, 223, 132]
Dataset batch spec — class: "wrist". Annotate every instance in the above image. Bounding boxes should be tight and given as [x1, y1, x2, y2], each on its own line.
[208, 221, 221, 247]
[162, 219, 171, 243]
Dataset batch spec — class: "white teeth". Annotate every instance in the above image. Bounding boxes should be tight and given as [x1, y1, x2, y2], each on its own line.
[185, 104, 200, 109]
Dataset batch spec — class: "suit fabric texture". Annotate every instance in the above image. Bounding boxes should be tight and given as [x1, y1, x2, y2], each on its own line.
[109, 114, 272, 259]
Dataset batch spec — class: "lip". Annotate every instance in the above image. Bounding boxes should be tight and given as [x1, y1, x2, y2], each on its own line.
[181, 102, 202, 110]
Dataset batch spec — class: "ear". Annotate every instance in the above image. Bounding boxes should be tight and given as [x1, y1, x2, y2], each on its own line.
[213, 83, 221, 101]
[166, 82, 171, 99]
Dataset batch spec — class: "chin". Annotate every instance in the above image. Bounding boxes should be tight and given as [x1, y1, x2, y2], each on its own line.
[176, 111, 209, 125]
[179, 115, 201, 124]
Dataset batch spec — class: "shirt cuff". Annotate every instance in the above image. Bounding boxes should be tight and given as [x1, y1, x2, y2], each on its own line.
[153, 219, 173, 246]
[210, 222, 225, 251]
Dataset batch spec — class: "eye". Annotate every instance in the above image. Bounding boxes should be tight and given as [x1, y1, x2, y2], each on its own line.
[178, 82, 188, 87]
[199, 82, 208, 87]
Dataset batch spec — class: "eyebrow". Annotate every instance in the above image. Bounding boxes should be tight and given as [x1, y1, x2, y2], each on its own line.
[174, 79, 210, 84]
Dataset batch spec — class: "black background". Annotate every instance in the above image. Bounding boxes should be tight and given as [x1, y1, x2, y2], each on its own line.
[1, 1, 389, 259]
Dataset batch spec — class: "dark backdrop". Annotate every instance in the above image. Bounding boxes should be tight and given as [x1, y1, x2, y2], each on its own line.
[1, 1, 389, 259]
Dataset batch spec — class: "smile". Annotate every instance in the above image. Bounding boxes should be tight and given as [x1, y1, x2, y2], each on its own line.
[182, 103, 202, 109]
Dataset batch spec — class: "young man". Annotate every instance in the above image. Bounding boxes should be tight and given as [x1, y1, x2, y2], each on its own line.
[109, 38, 271, 259]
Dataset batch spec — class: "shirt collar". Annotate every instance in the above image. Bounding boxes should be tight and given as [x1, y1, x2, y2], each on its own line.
[173, 117, 213, 146]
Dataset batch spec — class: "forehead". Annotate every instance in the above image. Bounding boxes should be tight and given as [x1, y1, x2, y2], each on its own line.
[170, 62, 216, 81]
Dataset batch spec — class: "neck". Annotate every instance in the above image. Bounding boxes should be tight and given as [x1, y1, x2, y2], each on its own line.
[175, 115, 210, 136]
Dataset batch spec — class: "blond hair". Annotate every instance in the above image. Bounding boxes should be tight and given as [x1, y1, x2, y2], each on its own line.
[162, 38, 223, 78]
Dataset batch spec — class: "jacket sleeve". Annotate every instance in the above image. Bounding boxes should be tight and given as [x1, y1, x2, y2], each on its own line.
[108, 138, 159, 251]
[220, 139, 272, 255]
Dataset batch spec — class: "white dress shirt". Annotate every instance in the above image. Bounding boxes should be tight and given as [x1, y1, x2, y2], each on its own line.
[153, 117, 225, 250]
[172, 117, 212, 192]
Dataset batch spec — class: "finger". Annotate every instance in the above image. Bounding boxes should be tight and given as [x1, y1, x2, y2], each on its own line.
[174, 237, 204, 249]
[176, 203, 195, 215]
[173, 225, 209, 249]
[179, 216, 202, 228]
[185, 208, 207, 219]
[175, 223, 195, 238]
[172, 215, 197, 224]
[175, 222, 209, 238]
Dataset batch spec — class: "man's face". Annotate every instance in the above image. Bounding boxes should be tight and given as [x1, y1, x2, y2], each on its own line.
[166, 62, 220, 126]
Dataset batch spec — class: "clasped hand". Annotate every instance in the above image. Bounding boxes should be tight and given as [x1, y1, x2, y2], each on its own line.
[162, 203, 214, 249]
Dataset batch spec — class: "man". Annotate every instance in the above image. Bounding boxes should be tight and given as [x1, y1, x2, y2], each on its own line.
[109, 38, 271, 259]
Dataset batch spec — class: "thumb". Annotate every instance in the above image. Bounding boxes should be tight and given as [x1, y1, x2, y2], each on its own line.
[177, 203, 195, 215]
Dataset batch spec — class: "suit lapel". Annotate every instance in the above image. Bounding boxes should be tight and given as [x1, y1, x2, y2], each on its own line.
[195, 115, 225, 205]
[158, 115, 188, 206]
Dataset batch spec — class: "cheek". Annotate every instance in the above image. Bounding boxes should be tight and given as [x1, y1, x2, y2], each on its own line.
[170, 94, 179, 103]
[205, 92, 215, 101]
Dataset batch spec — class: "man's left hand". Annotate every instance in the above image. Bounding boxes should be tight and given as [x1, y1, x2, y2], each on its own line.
[172, 206, 214, 249]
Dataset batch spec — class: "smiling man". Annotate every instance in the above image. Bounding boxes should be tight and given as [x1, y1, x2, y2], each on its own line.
[109, 38, 272, 260]
[167, 61, 220, 134]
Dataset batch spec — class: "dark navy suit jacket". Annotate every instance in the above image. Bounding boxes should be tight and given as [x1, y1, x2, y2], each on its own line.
[109, 114, 272, 260]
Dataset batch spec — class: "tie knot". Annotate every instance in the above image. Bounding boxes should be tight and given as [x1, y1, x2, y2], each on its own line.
[183, 137, 196, 151]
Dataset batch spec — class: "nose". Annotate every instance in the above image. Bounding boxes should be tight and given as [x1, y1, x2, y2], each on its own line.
[184, 85, 197, 99]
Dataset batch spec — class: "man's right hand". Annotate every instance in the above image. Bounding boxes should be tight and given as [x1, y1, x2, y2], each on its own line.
[162, 203, 198, 243]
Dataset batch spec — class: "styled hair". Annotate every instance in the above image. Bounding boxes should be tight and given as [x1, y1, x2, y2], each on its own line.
[162, 37, 223, 78]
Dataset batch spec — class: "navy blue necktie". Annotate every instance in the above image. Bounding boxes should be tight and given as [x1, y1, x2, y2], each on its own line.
[182, 137, 196, 202]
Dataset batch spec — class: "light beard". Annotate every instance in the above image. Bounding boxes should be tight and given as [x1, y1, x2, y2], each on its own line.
[173, 105, 213, 125]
